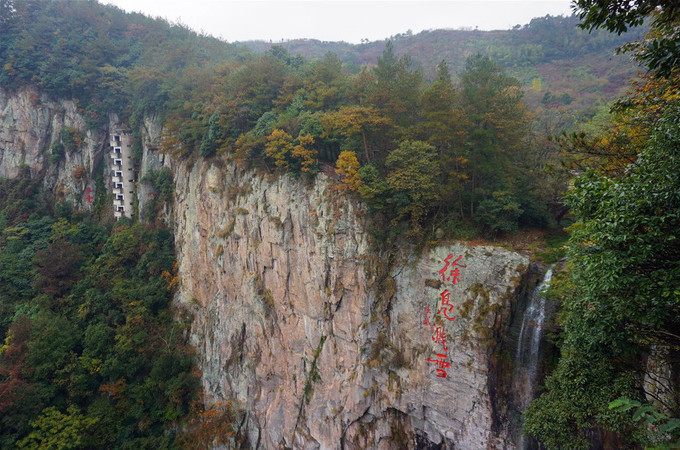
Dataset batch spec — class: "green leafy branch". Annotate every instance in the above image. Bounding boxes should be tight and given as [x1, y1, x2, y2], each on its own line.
[609, 397, 680, 448]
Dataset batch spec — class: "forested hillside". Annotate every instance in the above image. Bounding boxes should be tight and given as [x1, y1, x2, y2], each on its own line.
[0, 175, 232, 447]
[245, 15, 644, 112]
[1, 0, 678, 447]
[245, 15, 637, 75]
[0, 0, 249, 129]
[0, 0, 644, 241]
[0, 1, 243, 446]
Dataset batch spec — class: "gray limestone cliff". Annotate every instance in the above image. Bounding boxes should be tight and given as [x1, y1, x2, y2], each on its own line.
[0, 87, 533, 449]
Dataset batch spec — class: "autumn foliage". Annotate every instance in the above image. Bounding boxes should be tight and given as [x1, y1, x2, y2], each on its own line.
[335, 150, 363, 191]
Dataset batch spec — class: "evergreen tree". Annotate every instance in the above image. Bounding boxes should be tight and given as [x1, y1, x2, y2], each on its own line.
[370, 40, 422, 135]
[457, 54, 529, 222]
[199, 112, 222, 158]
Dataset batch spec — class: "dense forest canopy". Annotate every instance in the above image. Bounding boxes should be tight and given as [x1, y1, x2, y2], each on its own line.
[0, 175, 241, 448]
[246, 14, 641, 74]
[0, 0, 598, 239]
[245, 14, 644, 114]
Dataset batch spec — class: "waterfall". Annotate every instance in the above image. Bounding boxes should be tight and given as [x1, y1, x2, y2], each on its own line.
[514, 266, 554, 450]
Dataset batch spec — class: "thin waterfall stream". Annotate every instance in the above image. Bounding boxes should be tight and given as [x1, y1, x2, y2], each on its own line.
[514, 266, 554, 449]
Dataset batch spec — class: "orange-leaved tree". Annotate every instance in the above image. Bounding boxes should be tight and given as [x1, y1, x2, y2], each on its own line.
[291, 134, 317, 173]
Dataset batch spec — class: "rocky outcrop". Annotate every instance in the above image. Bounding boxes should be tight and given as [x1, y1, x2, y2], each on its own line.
[172, 156, 530, 449]
[0, 86, 106, 208]
[136, 113, 171, 222]
[0, 87, 171, 219]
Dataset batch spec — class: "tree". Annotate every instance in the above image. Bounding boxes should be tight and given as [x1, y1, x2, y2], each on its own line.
[525, 103, 680, 448]
[17, 405, 99, 449]
[457, 54, 529, 219]
[357, 164, 389, 211]
[291, 134, 317, 173]
[25, 312, 79, 383]
[522, 5, 680, 439]
[419, 61, 463, 153]
[335, 150, 363, 191]
[199, 112, 222, 158]
[574, 0, 678, 34]
[419, 61, 468, 215]
[0, 315, 41, 445]
[302, 53, 346, 110]
[228, 54, 288, 131]
[574, 0, 680, 77]
[264, 129, 317, 174]
[265, 129, 294, 170]
[34, 239, 84, 299]
[320, 106, 391, 163]
[370, 40, 422, 131]
[474, 190, 523, 236]
[128, 66, 168, 117]
[385, 140, 441, 229]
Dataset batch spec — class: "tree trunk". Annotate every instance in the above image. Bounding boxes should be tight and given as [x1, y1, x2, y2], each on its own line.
[361, 130, 370, 163]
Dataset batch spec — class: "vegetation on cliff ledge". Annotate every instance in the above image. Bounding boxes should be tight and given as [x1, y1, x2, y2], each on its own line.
[0, 0, 642, 240]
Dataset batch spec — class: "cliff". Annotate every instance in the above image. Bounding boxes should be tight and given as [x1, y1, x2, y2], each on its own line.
[170, 155, 530, 448]
[0, 87, 106, 209]
[0, 87, 532, 448]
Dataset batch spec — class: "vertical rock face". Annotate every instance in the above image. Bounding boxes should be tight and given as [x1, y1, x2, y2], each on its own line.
[136, 114, 172, 222]
[0, 87, 168, 219]
[0, 87, 105, 208]
[173, 156, 530, 449]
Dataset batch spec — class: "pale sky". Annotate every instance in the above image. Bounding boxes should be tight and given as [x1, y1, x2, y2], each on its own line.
[102, 0, 575, 44]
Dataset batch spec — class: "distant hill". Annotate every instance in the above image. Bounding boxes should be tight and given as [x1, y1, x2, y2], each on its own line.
[243, 15, 645, 115]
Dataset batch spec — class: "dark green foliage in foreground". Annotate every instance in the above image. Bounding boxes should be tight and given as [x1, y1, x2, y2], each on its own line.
[575, 0, 679, 77]
[524, 2, 680, 447]
[524, 103, 680, 448]
[0, 178, 198, 448]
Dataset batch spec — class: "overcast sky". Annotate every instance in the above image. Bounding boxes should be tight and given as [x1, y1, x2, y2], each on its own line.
[102, 0, 575, 44]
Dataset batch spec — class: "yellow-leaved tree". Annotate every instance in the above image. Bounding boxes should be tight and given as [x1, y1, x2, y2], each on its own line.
[335, 150, 363, 191]
[292, 134, 317, 173]
[320, 106, 391, 163]
[265, 129, 294, 169]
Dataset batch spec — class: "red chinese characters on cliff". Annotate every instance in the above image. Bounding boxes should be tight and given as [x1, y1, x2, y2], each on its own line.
[427, 354, 451, 378]
[438, 254, 465, 284]
[423, 254, 465, 378]
[423, 305, 433, 326]
[438, 289, 456, 321]
[431, 326, 448, 352]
